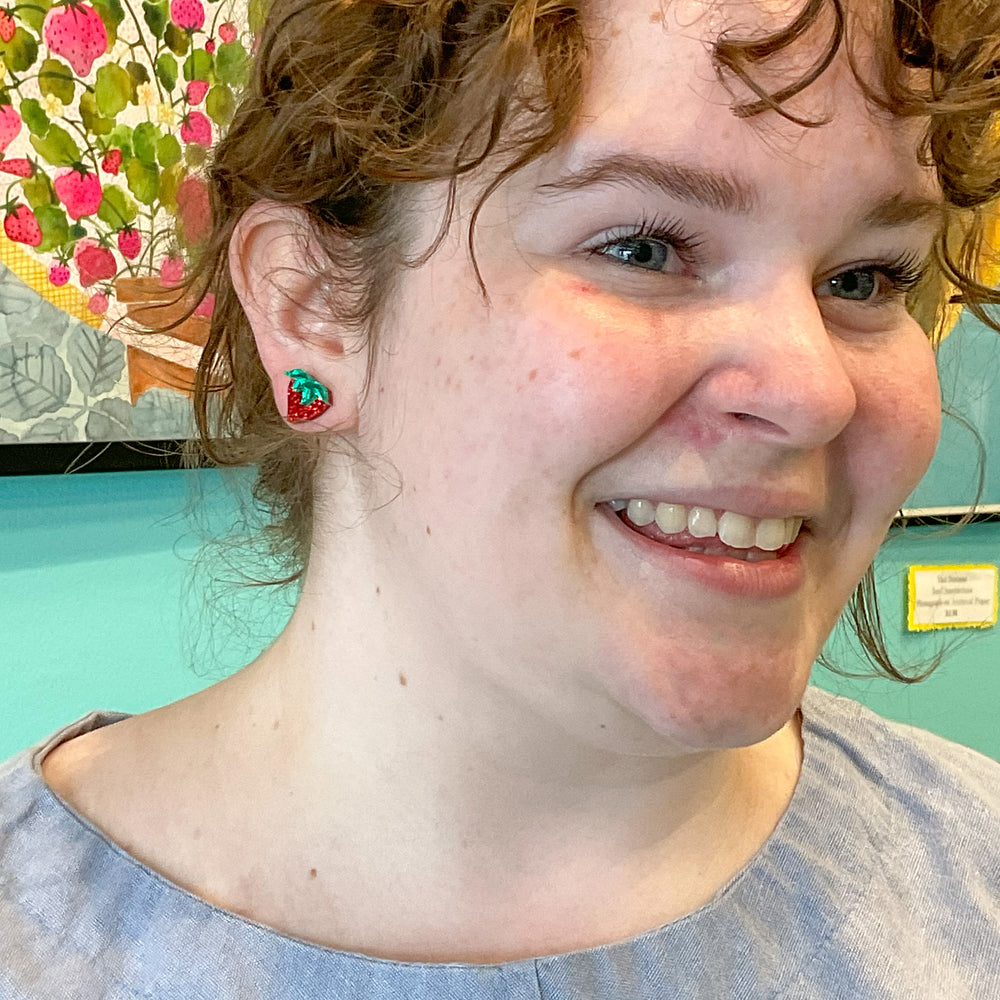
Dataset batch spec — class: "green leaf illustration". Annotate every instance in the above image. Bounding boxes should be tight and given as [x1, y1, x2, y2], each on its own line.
[125, 156, 159, 204]
[66, 325, 126, 397]
[215, 41, 247, 87]
[3, 28, 38, 74]
[0, 343, 72, 421]
[38, 58, 75, 105]
[132, 121, 160, 166]
[20, 173, 55, 211]
[34, 203, 69, 251]
[206, 84, 235, 126]
[80, 92, 114, 136]
[142, 0, 167, 38]
[158, 161, 185, 211]
[156, 132, 181, 168]
[126, 60, 150, 85]
[155, 51, 177, 91]
[29, 124, 80, 167]
[164, 22, 189, 56]
[97, 185, 138, 226]
[95, 63, 132, 118]
[20, 98, 50, 137]
[19, 0, 52, 33]
[183, 48, 212, 82]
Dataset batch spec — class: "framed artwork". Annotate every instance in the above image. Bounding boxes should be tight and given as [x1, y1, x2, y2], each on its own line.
[0, 0, 251, 474]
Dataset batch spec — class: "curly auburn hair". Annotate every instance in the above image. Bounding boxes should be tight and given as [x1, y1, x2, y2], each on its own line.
[190, 0, 1000, 679]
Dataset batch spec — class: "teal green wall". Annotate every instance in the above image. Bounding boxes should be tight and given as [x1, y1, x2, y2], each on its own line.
[1, 467, 998, 761]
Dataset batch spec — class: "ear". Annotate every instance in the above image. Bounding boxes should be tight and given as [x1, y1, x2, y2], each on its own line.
[229, 201, 366, 432]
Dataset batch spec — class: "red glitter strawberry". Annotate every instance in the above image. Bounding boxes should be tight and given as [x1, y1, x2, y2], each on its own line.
[4, 204, 42, 246]
[0, 104, 21, 154]
[74, 238, 116, 286]
[186, 79, 208, 105]
[180, 110, 211, 147]
[169, 0, 204, 31]
[54, 166, 102, 219]
[43, 3, 108, 77]
[49, 261, 71, 286]
[0, 158, 32, 177]
[218, 21, 236, 43]
[285, 369, 331, 423]
[101, 148, 122, 174]
[117, 226, 141, 260]
[0, 11, 16, 43]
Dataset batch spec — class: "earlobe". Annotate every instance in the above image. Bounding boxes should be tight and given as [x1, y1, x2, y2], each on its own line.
[229, 201, 363, 431]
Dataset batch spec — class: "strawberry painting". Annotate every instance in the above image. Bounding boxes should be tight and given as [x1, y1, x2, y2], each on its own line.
[0, 0, 250, 327]
[4, 204, 42, 246]
[43, 3, 108, 77]
[286, 370, 331, 423]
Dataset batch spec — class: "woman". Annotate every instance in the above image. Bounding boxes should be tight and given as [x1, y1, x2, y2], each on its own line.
[2, 0, 999, 995]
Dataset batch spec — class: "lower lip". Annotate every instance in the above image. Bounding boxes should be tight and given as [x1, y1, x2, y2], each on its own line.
[599, 507, 807, 600]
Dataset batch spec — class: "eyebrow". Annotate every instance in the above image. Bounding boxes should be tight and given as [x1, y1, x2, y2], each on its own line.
[538, 152, 945, 230]
[538, 153, 758, 215]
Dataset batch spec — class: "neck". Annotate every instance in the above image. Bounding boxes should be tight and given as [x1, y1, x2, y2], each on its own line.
[202, 577, 804, 962]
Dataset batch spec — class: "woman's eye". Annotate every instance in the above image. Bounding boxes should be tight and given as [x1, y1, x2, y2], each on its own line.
[597, 237, 676, 272]
[822, 268, 880, 301]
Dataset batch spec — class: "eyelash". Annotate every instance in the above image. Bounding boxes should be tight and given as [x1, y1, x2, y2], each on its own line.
[588, 215, 704, 269]
[590, 222, 928, 302]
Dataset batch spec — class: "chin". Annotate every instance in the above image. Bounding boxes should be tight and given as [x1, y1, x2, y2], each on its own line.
[607, 642, 813, 752]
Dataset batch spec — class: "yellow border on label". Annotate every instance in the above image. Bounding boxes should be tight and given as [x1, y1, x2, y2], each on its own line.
[907, 564, 999, 631]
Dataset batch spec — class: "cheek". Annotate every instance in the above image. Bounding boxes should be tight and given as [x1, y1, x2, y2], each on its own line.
[848, 338, 942, 506]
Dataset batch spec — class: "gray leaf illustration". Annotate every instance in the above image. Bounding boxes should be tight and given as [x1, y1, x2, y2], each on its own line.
[85, 396, 134, 441]
[0, 343, 72, 421]
[0, 427, 19, 443]
[22, 417, 79, 442]
[131, 387, 193, 439]
[66, 325, 126, 397]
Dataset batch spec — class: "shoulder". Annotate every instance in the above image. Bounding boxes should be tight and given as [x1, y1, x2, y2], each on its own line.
[802, 685, 1000, 820]
[786, 687, 1000, 996]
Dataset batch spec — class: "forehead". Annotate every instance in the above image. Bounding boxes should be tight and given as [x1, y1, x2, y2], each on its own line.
[558, 0, 936, 204]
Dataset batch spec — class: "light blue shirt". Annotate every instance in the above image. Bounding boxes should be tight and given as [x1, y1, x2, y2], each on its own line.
[1, 687, 999, 998]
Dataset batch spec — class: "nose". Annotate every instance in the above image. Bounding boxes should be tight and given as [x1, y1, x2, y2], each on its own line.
[694, 280, 858, 448]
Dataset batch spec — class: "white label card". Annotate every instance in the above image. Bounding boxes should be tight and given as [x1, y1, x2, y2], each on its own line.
[907, 565, 999, 631]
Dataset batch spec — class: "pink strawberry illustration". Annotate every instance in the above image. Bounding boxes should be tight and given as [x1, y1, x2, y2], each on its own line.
[218, 21, 236, 43]
[160, 254, 184, 285]
[169, 0, 204, 31]
[186, 79, 209, 105]
[43, 3, 108, 77]
[204, 38, 214, 54]
[0, 11, 16, 42]
[0, 104, 22, 154]
[285, 369, 330, 423]
[180, 110, 211, 147]
[54, 166, 102, 219]
[74, 238, 116, 286]
[193, 291, 214, 317]
[101, 148, 122, 174]
[0, 158, 32, 177]
[175, 174, 210, 244]
[49, 261, 71, 286]
[117, 226, 141, 260]
[88, 290, 109, 315]
[4, 204, 42, 246]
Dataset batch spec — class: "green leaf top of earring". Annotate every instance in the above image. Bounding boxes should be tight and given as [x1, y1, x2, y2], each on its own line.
[285, 369, 330, 407]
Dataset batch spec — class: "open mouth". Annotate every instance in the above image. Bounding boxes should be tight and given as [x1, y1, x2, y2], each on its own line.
[605, 499, 803, 563]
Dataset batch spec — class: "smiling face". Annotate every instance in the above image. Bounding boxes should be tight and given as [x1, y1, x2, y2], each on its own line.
[341, 0, 942, 753]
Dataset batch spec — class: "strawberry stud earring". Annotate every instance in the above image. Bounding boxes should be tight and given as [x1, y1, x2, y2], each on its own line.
[285, 369, 331, 423]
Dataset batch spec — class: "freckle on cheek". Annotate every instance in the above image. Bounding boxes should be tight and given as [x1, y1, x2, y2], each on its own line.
[568, 349, 582, 360]
[528, 369, 538, 381]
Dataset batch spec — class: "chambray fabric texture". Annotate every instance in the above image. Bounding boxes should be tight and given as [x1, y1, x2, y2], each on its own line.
[1, 687, 999, 999]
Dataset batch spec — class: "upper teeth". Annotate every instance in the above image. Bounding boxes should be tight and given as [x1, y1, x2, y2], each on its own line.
[611, 499, 802, 551]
